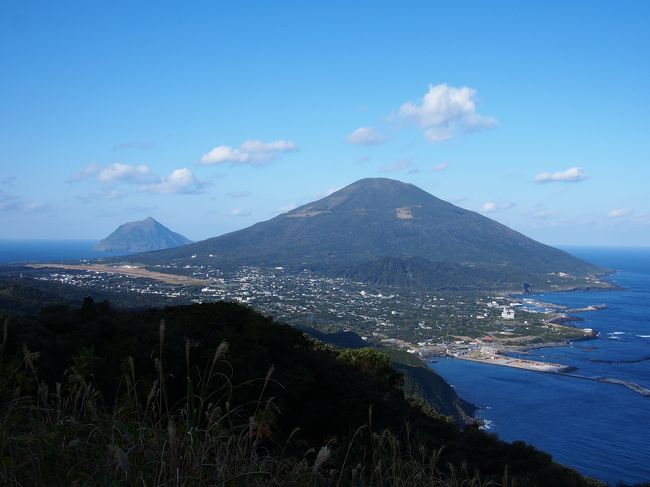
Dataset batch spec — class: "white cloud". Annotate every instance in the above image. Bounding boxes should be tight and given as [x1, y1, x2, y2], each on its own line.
[433, 162, 449, 172]
[534, 167, 587, 184]
[481, 201, 498, 213]
[145, 168, 203, 194]
[23, 202, 48, 211]
[98, 163, 155, 183]
[480, 201, 516, 213]
[0, 190, 47, 213]
[608, 208, 632, 218]
[70, 163, 205, 195]
[346, 127, 384, 145]
[200, 140, 298, 166]
[424, 127, 454, 142]
[70, 163, 154, 184]
[68, 163, 102, 182]
[379, 159, 412, 173]
[77, 188, 130, 202]
[103, 188, 129, 199]
[229, 208, 252, 217]
[397, 83, 496, 142]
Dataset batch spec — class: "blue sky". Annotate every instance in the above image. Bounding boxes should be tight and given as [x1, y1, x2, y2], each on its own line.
[1, 1, 649, 245]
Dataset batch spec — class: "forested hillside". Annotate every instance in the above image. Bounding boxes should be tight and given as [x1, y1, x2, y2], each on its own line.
[0, 299, 601, 486]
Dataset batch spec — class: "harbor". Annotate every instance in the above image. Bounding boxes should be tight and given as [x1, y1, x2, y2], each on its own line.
[451, 351, 650, 397]
[455, 351, 573, 373]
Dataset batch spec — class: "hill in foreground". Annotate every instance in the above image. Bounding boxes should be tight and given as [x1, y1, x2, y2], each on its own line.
[124, 178, 606, 291]
[0, 299, 602, 486]
[95, 216, 192, 253]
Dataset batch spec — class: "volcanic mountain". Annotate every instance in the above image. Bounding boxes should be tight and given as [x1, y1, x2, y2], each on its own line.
[126, 179, 604, 290]
[95, 217, 192, 253]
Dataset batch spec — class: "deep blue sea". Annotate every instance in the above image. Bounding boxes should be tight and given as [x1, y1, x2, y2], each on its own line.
[0, 239, 131, 264]
[430, 247, 650, 485]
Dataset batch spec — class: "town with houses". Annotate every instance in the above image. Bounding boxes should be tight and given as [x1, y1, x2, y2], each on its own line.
[19, 260, 597, 367]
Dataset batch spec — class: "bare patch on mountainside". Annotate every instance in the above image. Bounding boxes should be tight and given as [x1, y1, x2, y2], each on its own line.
[396, 207, 414, 219]
[287, 209, 327, 218]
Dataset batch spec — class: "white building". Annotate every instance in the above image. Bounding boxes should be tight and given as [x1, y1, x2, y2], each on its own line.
[501, 306, 515, 319]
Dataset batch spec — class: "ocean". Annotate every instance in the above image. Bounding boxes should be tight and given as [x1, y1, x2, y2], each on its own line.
[429, 247, 650, 485]
[0, 239, 131, 264]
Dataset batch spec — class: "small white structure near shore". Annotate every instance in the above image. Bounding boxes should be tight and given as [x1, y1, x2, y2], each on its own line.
[501, 306, 515, 319]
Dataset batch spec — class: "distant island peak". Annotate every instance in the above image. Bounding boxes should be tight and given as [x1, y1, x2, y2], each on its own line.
[94, 217, 192, 253]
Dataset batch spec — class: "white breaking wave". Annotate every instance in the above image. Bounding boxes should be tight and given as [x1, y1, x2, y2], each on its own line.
[480, 419, 494, 431]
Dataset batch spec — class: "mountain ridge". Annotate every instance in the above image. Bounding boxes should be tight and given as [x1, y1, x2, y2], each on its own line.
[121, 178, 604, 291]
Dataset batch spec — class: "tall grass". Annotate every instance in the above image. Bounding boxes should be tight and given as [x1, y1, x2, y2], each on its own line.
[0, 318, 504, 486]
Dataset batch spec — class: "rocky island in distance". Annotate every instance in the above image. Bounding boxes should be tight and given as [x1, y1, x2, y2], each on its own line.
[94, 216, 192, 253]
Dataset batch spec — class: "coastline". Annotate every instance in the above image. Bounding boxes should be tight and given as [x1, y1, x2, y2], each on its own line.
[429, 280, 610, 385]
[427, 253, 650, 484]
[510, 283, 623, 299]
[450, 352, 650, 398]
[443, 275, 650, 398]
[509, 268, 624, 297]
[455, 352, 574, 373]
[498, 334, 595, 354]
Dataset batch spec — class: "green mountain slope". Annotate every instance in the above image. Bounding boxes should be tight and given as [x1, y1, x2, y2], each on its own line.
[125, 178, 604, 290]
[0, 300, 602, 486]
[297, 323, 476, 424]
